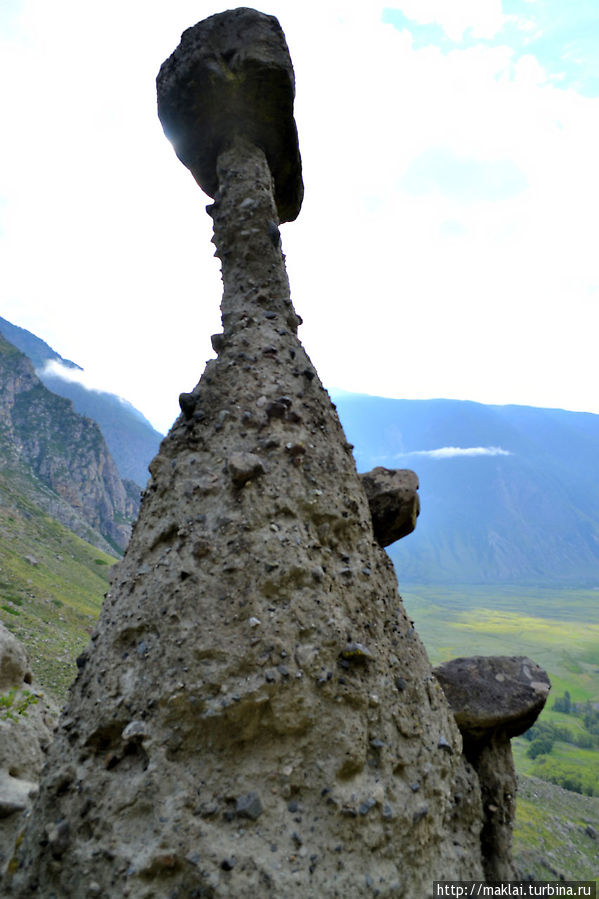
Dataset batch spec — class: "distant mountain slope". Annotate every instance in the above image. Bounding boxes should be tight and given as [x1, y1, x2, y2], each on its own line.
[0, 316, 163, 487]
[0, 333, 137, 554]
[0, 465, 112, 697]
[333, 393, 599, 586]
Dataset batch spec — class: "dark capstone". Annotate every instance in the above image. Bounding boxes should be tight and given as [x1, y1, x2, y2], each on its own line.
[76, 651, 88, 670]
[236, 792, 263, 820]
[157, 8, 303, 222]
[434, 655, 551, 744]
[395, 677, 407, 692]
[178, 392, 196, 420]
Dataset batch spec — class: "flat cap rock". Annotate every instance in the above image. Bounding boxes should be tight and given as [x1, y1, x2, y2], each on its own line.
[434, 655, 550, 742]
[157, 7, 303, 222]
[359, 467, 420, 547]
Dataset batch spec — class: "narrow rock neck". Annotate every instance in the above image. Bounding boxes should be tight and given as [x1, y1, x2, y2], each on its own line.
[211, 138, 298, 339]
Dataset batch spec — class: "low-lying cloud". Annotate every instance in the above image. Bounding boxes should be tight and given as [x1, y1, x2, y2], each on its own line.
[39, 359, 122, 399]
[406, 446, 512, 459]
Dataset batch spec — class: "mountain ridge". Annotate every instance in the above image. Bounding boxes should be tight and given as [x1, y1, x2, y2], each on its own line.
[0, 333, 138, 554]
[333, 393, 599, 586]
[0, 316, 163, 487]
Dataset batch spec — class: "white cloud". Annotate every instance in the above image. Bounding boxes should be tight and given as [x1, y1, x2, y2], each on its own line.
[40, 359, 124, 397]
[407, 446, 513, 459]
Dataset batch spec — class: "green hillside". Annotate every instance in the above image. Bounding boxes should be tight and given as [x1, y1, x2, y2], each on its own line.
[0, 466, 112, 697]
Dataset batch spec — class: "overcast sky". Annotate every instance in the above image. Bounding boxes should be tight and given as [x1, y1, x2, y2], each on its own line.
[1, 0, 598, 434]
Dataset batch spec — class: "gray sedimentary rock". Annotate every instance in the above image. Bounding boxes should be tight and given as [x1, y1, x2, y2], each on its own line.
[0, 625, 57, 875]
[360, 467, 420, 547]
[6, 10, 486, 896]
[435, 655, 550, 881]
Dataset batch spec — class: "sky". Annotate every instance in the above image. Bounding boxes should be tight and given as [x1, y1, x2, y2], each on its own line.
[1, 0, 598, 435]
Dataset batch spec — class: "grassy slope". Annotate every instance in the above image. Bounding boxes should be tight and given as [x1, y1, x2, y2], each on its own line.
[401, 584, 599, 883]
[0, 469, 113, 697]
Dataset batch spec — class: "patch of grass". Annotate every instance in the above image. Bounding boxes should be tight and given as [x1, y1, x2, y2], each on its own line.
[0, 688, 39, 721]
[515, 776, 599, 885]
[0, 469, 113, 698]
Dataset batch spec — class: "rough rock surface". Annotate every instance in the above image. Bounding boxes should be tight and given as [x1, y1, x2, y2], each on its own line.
[7, 12, 486, 897]
[157, 7, 303, 222]
[359, 467, 420, 547]
[0, 625, 57, 875]
[435, 655, 550, 881]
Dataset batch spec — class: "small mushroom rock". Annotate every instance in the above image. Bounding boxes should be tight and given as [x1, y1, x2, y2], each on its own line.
[434, 655, 550, 882]
[433, 655, 550, 749]
[359, 467, 420, 547]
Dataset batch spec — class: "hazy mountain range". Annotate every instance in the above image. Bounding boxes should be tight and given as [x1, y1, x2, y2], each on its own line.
[333, 392, 599, 587]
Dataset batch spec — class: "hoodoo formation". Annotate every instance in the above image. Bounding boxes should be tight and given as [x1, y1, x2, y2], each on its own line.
[5, 9, 547, 897]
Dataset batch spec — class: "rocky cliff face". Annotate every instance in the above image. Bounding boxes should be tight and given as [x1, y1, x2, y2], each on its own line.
[0, 334, 138, 553]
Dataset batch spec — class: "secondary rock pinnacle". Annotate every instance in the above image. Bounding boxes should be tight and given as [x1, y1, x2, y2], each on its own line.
[6, 9, 486, 896]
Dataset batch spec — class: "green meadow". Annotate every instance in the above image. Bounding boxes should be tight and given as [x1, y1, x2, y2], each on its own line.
[0, 470, 113, 696]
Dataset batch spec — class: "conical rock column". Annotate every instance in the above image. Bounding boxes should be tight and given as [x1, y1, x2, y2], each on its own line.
[6, 12, 485, 898]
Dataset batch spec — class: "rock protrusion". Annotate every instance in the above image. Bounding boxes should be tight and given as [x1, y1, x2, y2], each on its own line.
[360, 467, 420, 546]
[435, 655, 550, 881]
[157, 7, 303, 223]
[0, 625, 57, 875]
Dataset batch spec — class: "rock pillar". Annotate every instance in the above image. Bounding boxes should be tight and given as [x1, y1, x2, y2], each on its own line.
[6, 10, 485, 897]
